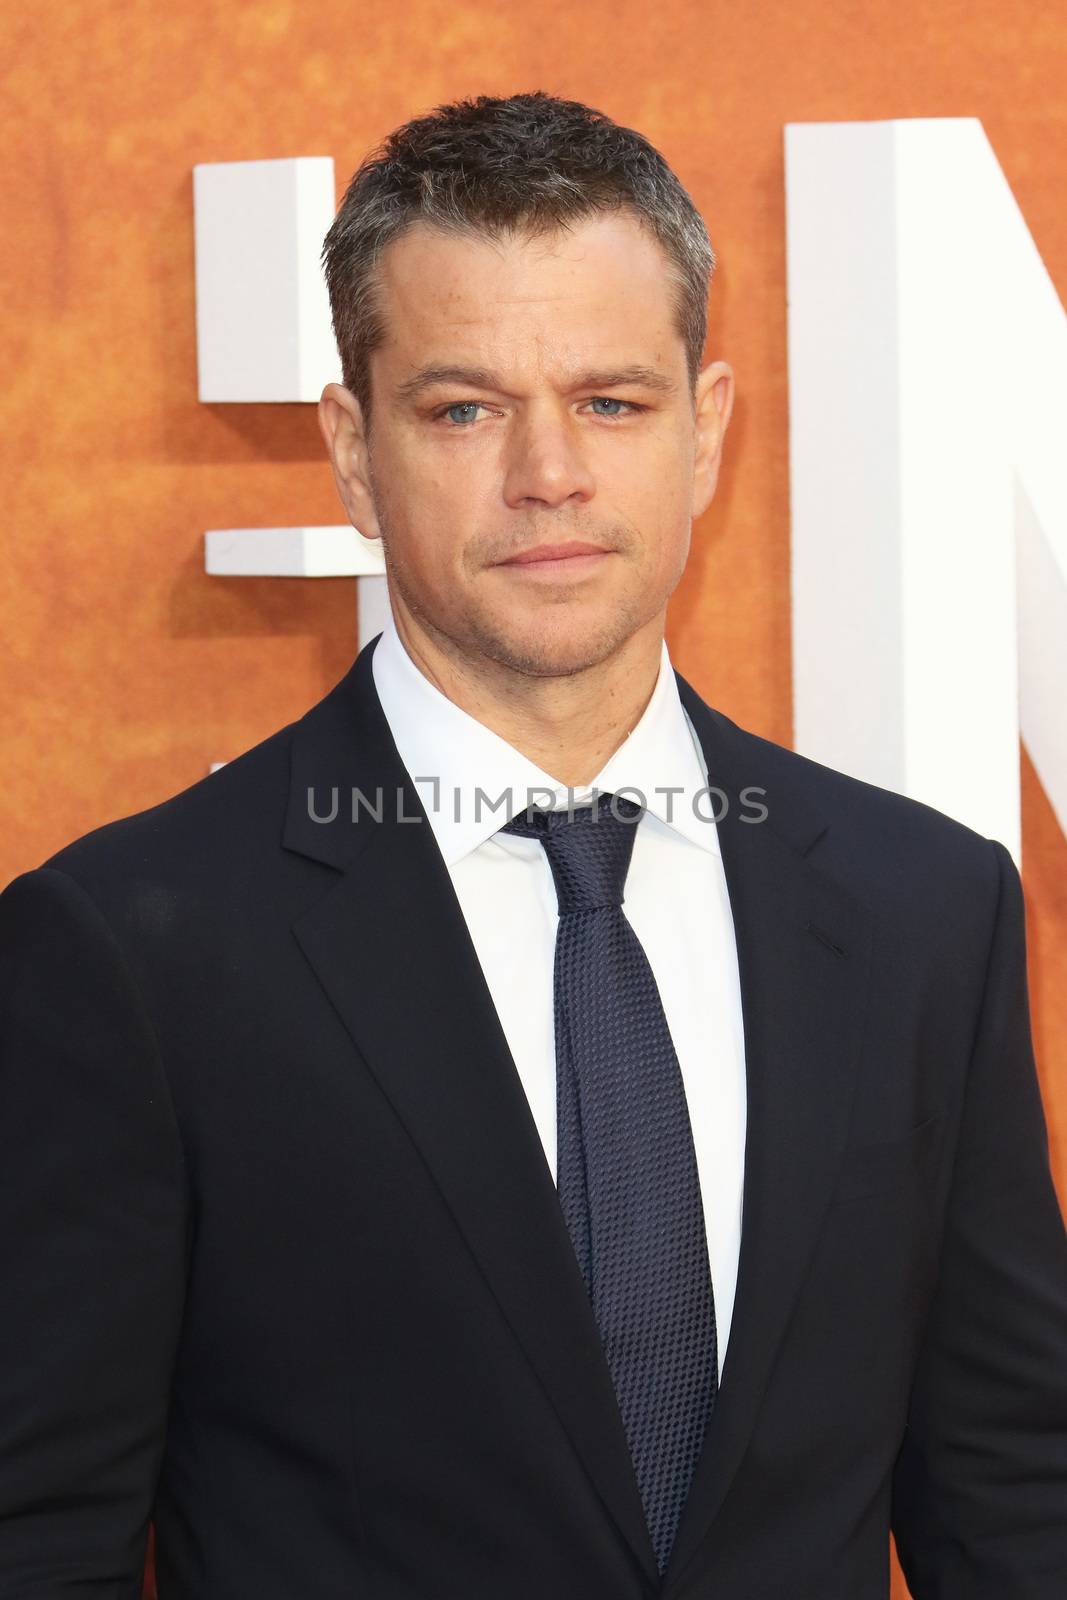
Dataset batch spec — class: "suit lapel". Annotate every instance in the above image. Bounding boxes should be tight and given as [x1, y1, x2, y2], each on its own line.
[660, 680, 874, 1594]
[282, 639, 660, 1586]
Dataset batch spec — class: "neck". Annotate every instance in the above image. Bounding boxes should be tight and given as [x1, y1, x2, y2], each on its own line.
[389, 605, 666, 789]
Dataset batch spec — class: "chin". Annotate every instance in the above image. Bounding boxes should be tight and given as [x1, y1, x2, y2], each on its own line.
[471, 609, 645, 679]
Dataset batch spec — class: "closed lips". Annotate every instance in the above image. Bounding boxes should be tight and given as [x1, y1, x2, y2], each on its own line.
[499, 542, 609, 564]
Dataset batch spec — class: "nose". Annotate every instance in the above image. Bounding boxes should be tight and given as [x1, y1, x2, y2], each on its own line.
[502, 403, 597, 510]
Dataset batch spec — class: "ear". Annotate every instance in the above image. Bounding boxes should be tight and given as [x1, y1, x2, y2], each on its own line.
[317, 383, 383, 541]
[690, 360, 734, 520]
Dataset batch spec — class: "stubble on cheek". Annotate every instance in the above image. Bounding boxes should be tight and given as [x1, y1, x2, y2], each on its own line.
[459, 544, 661, 677]
[369, 470, 675, 674]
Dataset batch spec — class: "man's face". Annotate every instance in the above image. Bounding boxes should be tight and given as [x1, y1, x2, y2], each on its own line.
[322, 210, 732, 678]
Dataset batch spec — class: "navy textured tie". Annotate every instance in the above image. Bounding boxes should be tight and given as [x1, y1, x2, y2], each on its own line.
[500, 794, 717, 1576]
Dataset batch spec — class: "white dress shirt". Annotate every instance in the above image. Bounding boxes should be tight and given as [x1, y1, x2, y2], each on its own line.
[371, 614, 747, 1382]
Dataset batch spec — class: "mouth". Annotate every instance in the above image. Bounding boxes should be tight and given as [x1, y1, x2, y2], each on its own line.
[492, 541, 614, 576]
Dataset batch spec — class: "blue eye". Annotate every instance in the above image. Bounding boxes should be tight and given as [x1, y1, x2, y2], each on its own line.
[441, 402, 483, 426]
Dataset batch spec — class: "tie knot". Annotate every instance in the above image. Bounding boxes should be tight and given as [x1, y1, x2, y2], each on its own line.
[500, 795, 642, 914]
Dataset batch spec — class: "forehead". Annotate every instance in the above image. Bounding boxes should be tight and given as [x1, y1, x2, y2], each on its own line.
[373, 211, 682, 371]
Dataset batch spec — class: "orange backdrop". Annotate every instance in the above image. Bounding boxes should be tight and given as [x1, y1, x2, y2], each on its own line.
[2, 4, 1065, 1595]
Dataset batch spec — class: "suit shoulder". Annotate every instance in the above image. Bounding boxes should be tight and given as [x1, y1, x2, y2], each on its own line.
[700, 703, 1004, 897]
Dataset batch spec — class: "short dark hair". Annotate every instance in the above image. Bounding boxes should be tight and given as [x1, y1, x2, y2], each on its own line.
[321, 91, 717, 442]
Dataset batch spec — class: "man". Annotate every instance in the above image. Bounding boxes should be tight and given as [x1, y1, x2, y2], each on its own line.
[1, 89, 1065, 1599]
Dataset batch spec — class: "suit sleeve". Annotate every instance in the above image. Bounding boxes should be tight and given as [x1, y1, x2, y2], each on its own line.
[891, 838, 1067, 1597]
[0, 866, 190, 1592]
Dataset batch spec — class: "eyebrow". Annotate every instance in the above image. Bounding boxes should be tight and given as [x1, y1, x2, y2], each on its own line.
[393, 363, 678, 404]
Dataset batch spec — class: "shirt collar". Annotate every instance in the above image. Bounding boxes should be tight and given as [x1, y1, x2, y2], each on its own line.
[370, 612, 720, 865]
